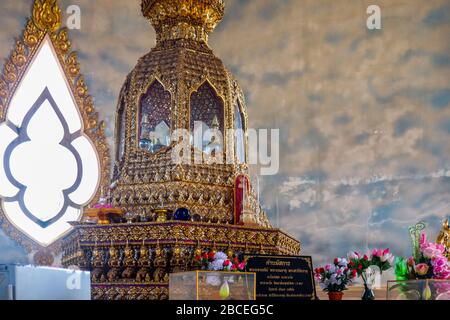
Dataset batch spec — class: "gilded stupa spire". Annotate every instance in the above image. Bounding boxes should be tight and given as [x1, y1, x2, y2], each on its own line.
[141, 0, 225, 44]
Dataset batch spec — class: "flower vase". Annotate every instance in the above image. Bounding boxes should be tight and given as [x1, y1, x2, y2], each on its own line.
[219, 279, 230, 300]
[361, 283, 375, 300]
[328, 292, 344, 300]
[420, 280, 432, 300]
[361, 267, 377, 300]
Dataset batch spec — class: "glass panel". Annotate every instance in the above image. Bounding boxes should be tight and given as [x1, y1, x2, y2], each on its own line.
[117, 101, 126, 160]
[387, 280, 450, 300]
[234, 101, 246, 163]
[169, 271, 256, 300]
[190, 82, 224, 154]
[138, 80, 171, 153]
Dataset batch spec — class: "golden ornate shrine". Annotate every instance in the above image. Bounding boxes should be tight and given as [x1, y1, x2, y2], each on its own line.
[59, 0, 300, 300]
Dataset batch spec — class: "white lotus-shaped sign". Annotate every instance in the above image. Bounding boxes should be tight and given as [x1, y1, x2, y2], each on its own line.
[0, 36, 100, 247]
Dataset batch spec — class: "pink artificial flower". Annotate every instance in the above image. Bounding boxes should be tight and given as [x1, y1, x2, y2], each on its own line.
[434, 266, 444, 274]
[94, 203, 113, 209]
[347, 251, 359, 260]
[325, 264, 332, 271]
[407, 256, 415, 267]
[419, 233, 427, 246]
[435, 244, 445, 254]
[381, 251, 394, 264]
[372, 248, 378, 257]
[423, 247, 436, 259]
[433, 256, 447, 268]
[415, 263, 430, 276]
[441, 268, 450, 279]
[421, 242, 446, 259]
[238, 262, 246, 271]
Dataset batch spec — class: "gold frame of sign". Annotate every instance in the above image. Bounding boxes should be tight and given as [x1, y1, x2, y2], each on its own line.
[169, 271, 256, 300]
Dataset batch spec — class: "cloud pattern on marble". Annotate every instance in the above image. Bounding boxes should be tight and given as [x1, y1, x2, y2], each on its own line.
[0, 0, 449, 266]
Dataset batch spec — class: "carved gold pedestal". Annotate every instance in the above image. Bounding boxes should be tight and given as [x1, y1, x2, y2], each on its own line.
[61, 220, 300, 300]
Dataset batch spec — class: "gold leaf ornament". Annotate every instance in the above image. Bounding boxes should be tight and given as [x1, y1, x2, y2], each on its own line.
[32, 0, 61, 32]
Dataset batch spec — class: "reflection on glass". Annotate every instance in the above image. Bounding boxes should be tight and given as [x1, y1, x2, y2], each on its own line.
[234, 102, 246, 163]
[140, 116, 170, 153]
[204, 116, 223, 155]
[117, 102, 126, 160]
[138, 80, 171, 153]
[190, 82, 224, 154]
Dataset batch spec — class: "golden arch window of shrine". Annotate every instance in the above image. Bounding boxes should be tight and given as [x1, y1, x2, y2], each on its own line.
[234, 101, 246, 163]
[138, 80, 171, 153]
[190, 82, 225, 154]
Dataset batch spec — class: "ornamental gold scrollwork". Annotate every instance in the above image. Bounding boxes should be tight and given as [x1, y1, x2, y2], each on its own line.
[142, 0, 225, 36]
[0, 0, 111, 253]
[32, 0, 61, 33]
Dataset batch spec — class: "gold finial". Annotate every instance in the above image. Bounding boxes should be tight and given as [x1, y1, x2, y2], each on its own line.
[32, 0, 62, 32]
[141, 0, 225, 43]
[226, 243, 234, 258]
[194, 241, 202, 257]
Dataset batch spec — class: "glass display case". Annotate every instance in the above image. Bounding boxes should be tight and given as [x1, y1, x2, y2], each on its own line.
[387, 279, 450, 300]
[169, 271, 256, 300]
[0, 265, 91, 300]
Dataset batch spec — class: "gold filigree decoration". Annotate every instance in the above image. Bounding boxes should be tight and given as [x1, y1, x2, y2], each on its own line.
[61, 221, 300, 299]
[0, 0, 111, 254]
[142, 0, 225, 43]
[32, 0, 61, 32]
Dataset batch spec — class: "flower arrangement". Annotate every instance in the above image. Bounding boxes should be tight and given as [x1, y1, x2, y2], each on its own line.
[347, 248, 395, 277]
[194, 251, 247, 272]
[193, 251, 249, 300]
[194, 250, 216, 270]
[347, 248, 394, 300]
[314, 258, 357, 295]
[395, 232, 449, 280]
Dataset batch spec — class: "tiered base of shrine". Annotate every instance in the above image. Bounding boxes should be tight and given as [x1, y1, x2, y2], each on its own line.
[61, 221, 300, 300]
